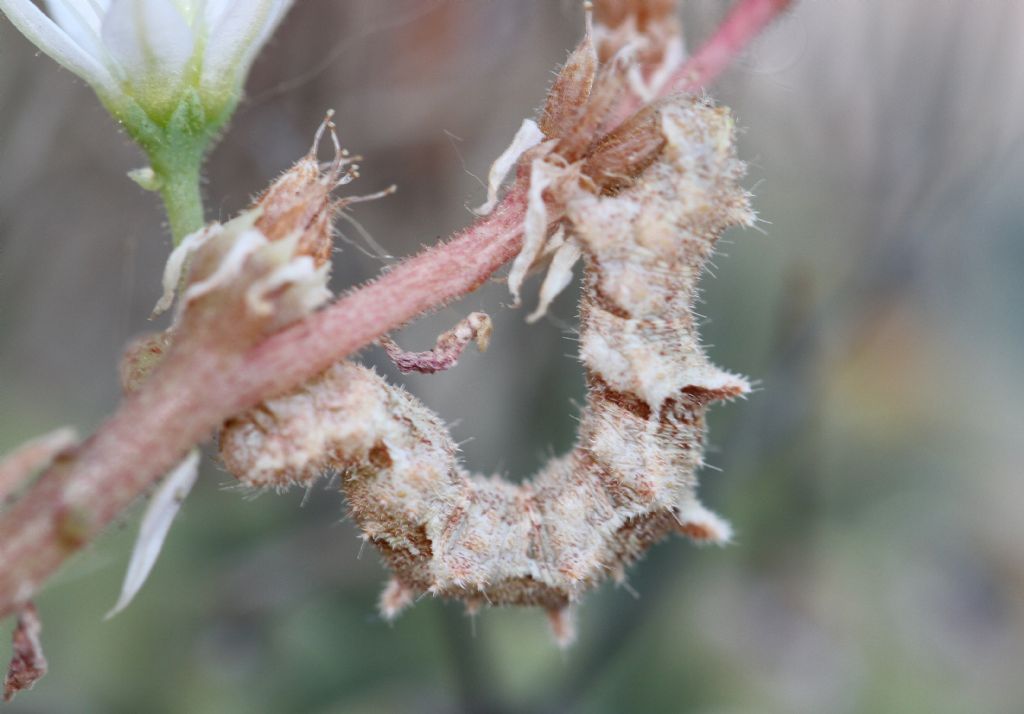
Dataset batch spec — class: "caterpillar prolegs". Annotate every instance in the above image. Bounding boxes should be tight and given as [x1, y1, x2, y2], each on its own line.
[219, 96, 753, 642]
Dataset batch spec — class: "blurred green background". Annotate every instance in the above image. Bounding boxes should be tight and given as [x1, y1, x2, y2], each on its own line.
[2, 1, 1023, 712]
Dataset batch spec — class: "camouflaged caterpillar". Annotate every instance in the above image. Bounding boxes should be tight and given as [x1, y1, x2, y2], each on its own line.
[218, 90, 753, 644]
[213, 10, 754, 644]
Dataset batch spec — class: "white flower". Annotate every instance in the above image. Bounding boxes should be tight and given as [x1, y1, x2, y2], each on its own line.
[0, 0, 291, 114]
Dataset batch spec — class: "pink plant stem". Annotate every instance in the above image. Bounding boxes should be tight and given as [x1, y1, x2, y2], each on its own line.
[670, 0, 793, 92]
[0, 429, 77, 505]
[0, 0, 792, 619]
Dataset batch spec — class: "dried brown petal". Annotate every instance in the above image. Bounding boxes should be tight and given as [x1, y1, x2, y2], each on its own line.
[593, 0, 676, 31]
[4, 604, 46, 702]
[557, 46, 633, 161]
[581, 103, 666, 193]
[251, 111, 356, 266]
[593, 0, 683, 97]
[540, 30, 598, 139]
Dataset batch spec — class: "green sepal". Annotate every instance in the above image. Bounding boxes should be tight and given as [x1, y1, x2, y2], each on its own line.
[102, 86, 240, 244]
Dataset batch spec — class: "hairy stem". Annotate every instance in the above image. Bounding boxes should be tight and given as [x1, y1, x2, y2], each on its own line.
[0, 0, 792, 618]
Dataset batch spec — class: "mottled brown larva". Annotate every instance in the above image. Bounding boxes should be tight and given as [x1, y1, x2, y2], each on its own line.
[219, 94, 753, 646]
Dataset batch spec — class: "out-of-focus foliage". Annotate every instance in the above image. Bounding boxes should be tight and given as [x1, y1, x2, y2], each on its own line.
[1, 1, 1022, 712]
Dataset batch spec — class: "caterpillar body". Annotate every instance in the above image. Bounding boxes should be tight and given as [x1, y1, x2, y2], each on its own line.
[219, 96, 753, 641]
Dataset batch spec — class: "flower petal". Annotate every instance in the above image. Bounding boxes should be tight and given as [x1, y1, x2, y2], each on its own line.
[200, 0, 230, 28]
[180, 227, 268, 310]
[526, 234, 581, 323]
[105, 449, 200, 619]
[101, 0, 195, 84]
[507, 150, 563, 307]
[474, 118, 544, 216]
[245, 255, 331, 324]
[200, 0, 292, 91]
[44, 0, 103, 59]
[152, 221, 218, 316]
[169, 0, 197, 24]
[0, 0, 119, 95]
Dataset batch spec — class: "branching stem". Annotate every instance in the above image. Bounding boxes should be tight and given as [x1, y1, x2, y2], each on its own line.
[0, 0, 792, 618]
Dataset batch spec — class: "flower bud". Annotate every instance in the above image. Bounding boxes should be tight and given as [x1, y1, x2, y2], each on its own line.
[251, 112, 355, 266]
[152, 114, 392, 348]
[540, 7, 597, 139]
